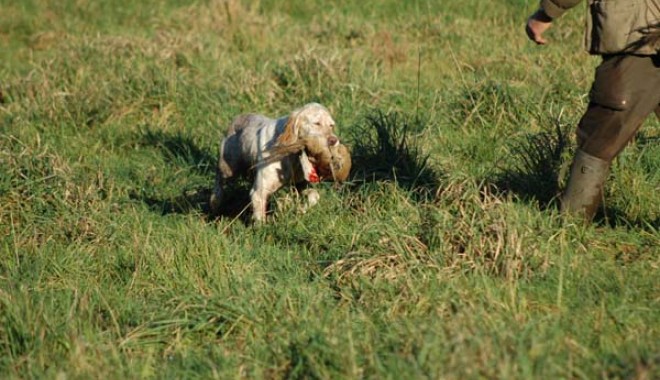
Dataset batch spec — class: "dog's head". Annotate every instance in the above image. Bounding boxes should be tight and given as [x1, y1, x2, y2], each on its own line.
[277, 103, 336, 146]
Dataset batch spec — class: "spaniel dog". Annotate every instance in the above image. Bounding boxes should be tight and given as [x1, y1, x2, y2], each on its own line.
[210, 103, 343, 222]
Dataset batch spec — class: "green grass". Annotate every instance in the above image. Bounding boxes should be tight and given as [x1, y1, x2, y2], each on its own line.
[1, 0, 659, 378]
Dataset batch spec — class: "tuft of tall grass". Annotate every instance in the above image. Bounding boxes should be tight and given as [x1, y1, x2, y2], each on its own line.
[348, 110, 440, 195]
[493, 120, 572, 206]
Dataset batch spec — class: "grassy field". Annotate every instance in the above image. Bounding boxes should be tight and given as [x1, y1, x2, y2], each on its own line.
[1, 0, 659, 378]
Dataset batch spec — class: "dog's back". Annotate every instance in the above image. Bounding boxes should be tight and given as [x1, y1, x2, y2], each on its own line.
[226, 114, 260, 135]
[220, 113, 286, 177]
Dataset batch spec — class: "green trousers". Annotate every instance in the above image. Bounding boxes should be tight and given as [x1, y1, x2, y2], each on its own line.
[577, 54, 660, 161]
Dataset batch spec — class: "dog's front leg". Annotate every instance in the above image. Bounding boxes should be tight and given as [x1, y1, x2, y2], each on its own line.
[250, 188, 268, 222]
[250, 167, 283, 222]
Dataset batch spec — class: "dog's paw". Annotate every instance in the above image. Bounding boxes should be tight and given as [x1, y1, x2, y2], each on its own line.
[301, 188, 320, 213]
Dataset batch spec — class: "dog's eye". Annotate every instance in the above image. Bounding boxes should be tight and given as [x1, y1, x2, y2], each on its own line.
[314, 122, 322, 126]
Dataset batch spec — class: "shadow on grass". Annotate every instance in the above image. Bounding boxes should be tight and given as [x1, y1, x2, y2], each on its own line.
[345, 110, 443, 201]
[135, 186, 253, 223]
[130, 128, 253, 223]
[490, 122, 571, 209]
[139, 129, 216, 176]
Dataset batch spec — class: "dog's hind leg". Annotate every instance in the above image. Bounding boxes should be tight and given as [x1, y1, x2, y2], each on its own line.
[210, 166, 224, 216]
[210, 141, 235, 216]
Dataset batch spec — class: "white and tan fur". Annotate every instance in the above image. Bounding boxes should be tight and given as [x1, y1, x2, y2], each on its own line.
[210, 103, 338, 221]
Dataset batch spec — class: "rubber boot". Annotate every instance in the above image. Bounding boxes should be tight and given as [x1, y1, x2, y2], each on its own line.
[561, 149, 611, 222]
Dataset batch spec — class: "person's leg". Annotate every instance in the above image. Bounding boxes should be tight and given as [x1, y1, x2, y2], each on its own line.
[562, 54, 660, 221]
[577, 54, 660, 160]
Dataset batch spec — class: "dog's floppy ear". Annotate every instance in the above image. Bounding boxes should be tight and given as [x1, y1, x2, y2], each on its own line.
[277, 111, 300, 146]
